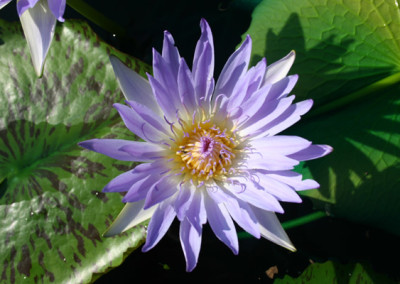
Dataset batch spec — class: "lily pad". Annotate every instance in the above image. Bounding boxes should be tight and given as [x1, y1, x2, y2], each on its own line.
[246, 0, 400, 234]
[275, 260, 396, 284]
[0, 19, 150, 283]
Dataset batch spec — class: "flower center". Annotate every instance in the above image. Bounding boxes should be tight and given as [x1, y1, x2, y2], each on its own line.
[174, 119, 237, 184]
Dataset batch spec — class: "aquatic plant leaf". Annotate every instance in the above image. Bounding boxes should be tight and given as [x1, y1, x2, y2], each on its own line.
[0, 19, 151, 283]
[247, 0, 400, 234]
[275, 260, 396, 283]
[248, 0, 400, 106]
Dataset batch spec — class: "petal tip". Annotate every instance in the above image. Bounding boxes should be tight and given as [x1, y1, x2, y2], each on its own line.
[200, 18, 209, 29]
[78, 140, 93, 150]
[102, 227, 119, 238]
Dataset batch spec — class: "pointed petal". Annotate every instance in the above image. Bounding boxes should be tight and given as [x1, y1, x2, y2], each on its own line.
[142, 200, 176, 251]
[265, 75, 299, 101]
[0, 0, 13, 10]
[144, 175, 178, 209]
[224, 197, 260, 238]
[152, 48, 179, 95]
[180, 218, 202, 272]
[78, 139, 150, 161]
[147, 74, 180, 121]
[109, 55, 161, 114]
[103, 161, 165, 193]
[123, 173, 160, 203]
[262, 50, 295, 87]
[224, 69, 251, 114]
[225, 57, 267, 114]
[119, 142, 165, 161]
[193, 18, 214, 104]
[103, 200, 156, 237]
[226, 180, 284, 213]
[186, 190, 206, 232]
[263, 170, 320, 191]
[214, 35, 251, 99]
[125, 100, 169, 135]
[47, 0, 66, 21]
[175, 183, 195, 221]
[243, 58, 267, 101]
[238, 96, 295, 136]
[207, 186, 260, 238]
[237, 73, 297, 119]
[288, 144, 333, 161]
[204, 193, 238, 254]
[19, 0, 56, 76]
[102, 170, 137, 193]
[255, 174, 302, 203]
[245, 153, 299, 171]
[178, 58, 197, 112]
[251, 99, 313, 139]
[251, 206, 296, 251]
[151, 49, 182, 120]
[251, 136, 312, 156]
[232, 83, 272, 123]
[162, 31, 180, 77]
[113, 103, 167, 142]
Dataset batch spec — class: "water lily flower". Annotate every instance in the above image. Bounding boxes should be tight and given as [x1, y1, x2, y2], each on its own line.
[0, 0, 66, 76]
[79, 19, 332, 271]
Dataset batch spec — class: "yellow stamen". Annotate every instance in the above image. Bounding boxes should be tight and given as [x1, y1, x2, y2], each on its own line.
[172, 115, 239, 185]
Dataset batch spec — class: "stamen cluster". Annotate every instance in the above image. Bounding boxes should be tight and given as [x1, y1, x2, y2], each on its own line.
[174, 117, 238, 185]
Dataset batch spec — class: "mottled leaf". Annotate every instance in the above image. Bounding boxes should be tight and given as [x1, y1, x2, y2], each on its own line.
[246, 0, 400, 234]
[0, 19, 151, 283]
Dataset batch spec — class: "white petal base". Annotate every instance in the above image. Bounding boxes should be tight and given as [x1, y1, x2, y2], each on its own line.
[103, 200, 156, 237]
[19, 0, 56, 76]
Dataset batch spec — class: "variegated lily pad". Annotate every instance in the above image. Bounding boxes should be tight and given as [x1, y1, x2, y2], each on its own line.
[0, 19, 150, 283]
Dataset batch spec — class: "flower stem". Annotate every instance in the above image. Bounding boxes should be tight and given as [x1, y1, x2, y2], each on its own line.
[237, 211, 327, 240]
[307, 72, 400, 119]
[281, 211, 326, 230]
[66, 0, 126, 37]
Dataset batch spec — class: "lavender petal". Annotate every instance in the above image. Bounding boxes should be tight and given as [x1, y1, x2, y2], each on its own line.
[180, 218, 202, 272]
[103, 200, 157, 237]
[79, 139, 143, 161]
[204, 193, 239, 254]
[193, 18, 214, 104]
[47, 0, 65, 21]
[16, 0, 39, 16]
[109, 56, 162, 114]
[142, 200, 176, 251]
[289, 144, 333, 161]
[0, 0, 12, 9]
[214, 35, 251, 100]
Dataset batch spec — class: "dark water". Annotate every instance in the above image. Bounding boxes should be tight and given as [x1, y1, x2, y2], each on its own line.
[95, 198, 400, 283]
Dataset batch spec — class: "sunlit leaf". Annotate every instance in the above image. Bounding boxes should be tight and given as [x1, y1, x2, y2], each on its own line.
[246, 0, 400, 234]
[248, 0, 400, 106]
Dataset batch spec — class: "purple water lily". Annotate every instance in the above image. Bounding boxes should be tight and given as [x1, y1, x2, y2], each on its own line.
[80, 19, 332, 271]
[0, 0, 66, 76]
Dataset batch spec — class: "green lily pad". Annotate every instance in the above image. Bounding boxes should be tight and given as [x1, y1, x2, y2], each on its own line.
[0, 19, 150, 283]
[246, 0, 400, 234]
[275, 260, 396, 284]
[247, 0, 400, 107]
